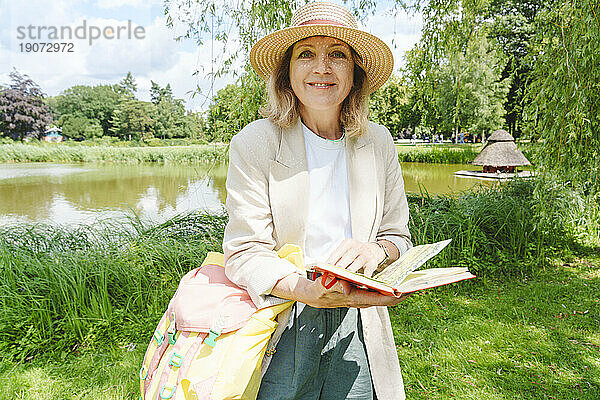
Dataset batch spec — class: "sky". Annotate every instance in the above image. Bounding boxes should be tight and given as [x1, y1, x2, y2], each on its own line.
[0, 0, 422, 112]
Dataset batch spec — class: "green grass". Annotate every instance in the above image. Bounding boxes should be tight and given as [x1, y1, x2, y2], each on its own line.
[0, 178, 598, 399]
[0, 256, 597, 400]
[0, 142, 536, 166]
[0, 347, 143, 399]
[392, 255, 600, 399]
[394, 143, 537, 164]
[0, 143, 228, 164]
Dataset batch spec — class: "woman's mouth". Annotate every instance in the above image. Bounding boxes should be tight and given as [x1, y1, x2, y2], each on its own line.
[307, 82, 335, 88]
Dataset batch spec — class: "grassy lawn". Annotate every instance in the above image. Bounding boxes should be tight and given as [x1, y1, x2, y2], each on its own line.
[1, 255, 597, 399]
[393, 254, 600, 399]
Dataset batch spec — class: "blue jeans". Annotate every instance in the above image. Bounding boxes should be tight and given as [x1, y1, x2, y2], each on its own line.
[257, 304, 374, 400]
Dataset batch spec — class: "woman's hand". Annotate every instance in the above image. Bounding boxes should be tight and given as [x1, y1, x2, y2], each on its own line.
[304, 275, 410, 308]
[326, 238, 386, 277]
[270, 273, 410, 309]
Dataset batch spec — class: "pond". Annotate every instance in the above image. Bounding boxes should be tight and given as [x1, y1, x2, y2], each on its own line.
[0, 162, 492, 226]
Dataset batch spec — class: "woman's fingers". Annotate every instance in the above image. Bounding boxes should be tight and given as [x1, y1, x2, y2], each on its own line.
[327, 239, 381, 274]
[337, 249, 360, 269]
[326, 238, 354, 265]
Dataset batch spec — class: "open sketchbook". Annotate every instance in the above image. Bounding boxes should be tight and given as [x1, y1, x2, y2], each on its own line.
[311, 239, 475, 297]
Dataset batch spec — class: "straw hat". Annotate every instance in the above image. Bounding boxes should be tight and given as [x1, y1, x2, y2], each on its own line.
[249, 1, 394, 94]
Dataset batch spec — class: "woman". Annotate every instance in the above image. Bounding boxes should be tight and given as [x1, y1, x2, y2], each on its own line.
[223, 2, 412, 399]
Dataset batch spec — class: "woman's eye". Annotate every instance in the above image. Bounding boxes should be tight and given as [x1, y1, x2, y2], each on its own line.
[298, 50, 312, 58]
[331, 50, 346, 58]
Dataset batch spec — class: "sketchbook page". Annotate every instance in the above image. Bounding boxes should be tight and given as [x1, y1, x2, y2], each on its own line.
[374, 239, 452, 287]
[395, 267, 475, 293]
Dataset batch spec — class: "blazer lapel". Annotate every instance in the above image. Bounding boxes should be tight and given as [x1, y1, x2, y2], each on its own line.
[347, 134, 378, 242]
[269, 120, 309, 248]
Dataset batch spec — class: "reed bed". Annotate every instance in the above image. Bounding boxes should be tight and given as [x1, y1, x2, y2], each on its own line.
[0, 143, 228, 164]
[0, 142, 536, 165]
[0, 213, 226, 360]
[1, 177, 598, 399]
[1, 178, 595, 361]
[396, 145, 480, 164]
[395, 143, 535, 164]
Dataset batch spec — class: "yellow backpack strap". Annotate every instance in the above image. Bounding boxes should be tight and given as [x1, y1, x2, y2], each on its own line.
[200, 252, 225, 268]
[276, 244, 305, 272]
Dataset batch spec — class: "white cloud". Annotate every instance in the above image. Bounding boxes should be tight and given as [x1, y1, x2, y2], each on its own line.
[84, 16, 178, 78]
[0, 1, 423, 111]
[95, 0, 162, 9]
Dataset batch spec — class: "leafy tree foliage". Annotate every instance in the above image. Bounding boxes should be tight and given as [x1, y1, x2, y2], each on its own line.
[150, 81, 174, 105]
[369, 75, 420, 138]
[50, 71, 203, 141]
[109, 100, 158, 141]
[118, 72, 138, 99]
[61, 115, 103, 141]
[0, 69, 53, 140]
[524, 0, 600, 193]
[205, 71, 264, 142]
[53, 84, 124, 136]
[487, 0, 544, 136]
[435, 33, 510, 137]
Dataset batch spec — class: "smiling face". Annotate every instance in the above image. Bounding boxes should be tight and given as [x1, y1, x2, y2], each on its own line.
[289, 36, 354, 119]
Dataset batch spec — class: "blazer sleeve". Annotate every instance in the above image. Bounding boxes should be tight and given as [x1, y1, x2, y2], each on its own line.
[376, 126, 412, 262]
[222, 132, 301, 308]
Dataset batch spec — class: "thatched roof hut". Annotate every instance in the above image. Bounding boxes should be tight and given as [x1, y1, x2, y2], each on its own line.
[472, 129, 530, 173]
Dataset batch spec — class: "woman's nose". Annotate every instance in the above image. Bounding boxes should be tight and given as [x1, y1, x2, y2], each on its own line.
[313, 54, 332, 74]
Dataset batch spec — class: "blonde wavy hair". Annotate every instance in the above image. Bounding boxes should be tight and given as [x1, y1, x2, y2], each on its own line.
[259, 42, 370, 138]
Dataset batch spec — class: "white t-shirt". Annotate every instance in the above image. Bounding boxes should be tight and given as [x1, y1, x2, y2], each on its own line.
[302, 122, 352, 265]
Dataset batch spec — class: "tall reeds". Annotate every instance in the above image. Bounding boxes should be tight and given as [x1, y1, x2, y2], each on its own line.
[0, 144, 228, 164]
[0, 178, 595, 360]
[0, 213, 226, 360]
[397, 146, 480, 164]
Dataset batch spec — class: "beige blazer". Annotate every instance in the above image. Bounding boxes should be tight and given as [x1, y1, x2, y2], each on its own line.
[223, 118, 412, 400]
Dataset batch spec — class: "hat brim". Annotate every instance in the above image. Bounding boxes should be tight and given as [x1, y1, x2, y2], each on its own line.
[250, 24, 393, 94]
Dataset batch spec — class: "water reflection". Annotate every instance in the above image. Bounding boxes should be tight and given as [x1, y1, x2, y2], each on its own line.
[0, 163, 227, 225]
[401, 162, 494, 195]
[0, 162, 491, 225]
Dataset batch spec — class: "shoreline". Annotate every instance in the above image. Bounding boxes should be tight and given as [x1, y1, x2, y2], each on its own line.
[0, 142, 524, 165]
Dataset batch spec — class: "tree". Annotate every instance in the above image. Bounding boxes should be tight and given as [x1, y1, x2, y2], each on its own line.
[117, 72, 137, 99]
[369, 75, 420, 138]
[0, 69, 52, 140]
[109, 100, 158, 141]
[52, 84, 126, 136]
[488, 0, 545, 137]
[435, 33, 510, 137]
[150, 81, 173, 105]
[524, 0, 600, 193]
[205, 74, 264, 142]
[61, 115, 103, 140]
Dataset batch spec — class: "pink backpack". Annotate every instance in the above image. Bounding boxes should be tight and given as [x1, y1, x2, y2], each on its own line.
[139, 249, 299, 400]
